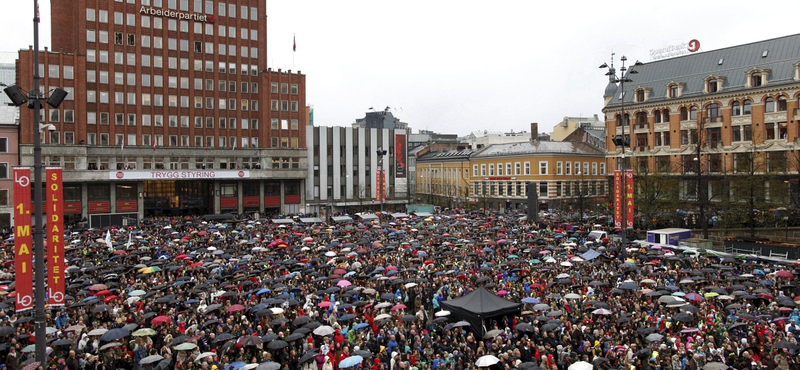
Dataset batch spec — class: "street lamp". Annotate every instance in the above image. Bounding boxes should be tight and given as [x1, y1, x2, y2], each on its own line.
[601, 55, 639, 251]
[577, 171, 585, 221]
[376, 148, 387, 212]
[2, 0, 68, 364]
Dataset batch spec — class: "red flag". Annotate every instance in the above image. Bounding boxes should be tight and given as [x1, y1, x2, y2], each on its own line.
[46, 168, 65, 307]
[293, 34, 296, 52]
[152, 139, 156, 151]
[13, 168, 33, 312]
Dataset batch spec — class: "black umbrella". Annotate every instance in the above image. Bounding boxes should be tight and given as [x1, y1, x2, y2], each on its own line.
[267, 340, 288, 350]
[672, 313, 694, 323]
[0, 326, 14, 336]
[213, 333, 233, 343]
[292, 316, 310, 326]
[100, 328, 130, 342]
[52, 339, 74, 347]
[285, 333, 304, 342]
[773, 341, 800, 351]
[298, 349, 319, 364]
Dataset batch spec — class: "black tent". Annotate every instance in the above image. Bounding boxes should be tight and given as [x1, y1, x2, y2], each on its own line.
[440, 287, 522, 336]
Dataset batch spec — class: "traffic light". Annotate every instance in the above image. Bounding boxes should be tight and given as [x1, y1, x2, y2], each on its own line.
[612, 135, 630, 147]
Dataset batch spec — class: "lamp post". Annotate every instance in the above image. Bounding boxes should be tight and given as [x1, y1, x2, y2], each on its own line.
[376, 148, 387, 212]
[1, 0, 67, 363]
[601, 55, 640, 251]
[577, 171, 585, 221]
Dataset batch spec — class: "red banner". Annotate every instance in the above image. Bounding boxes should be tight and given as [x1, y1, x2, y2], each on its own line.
[625, 170, 634, 229]
[46, 168, 66, 306]
[613, 171, 622, 228]
[13, 168, 33, 312]
[395, 134, 407, 178]
[376, 170, 386, 203]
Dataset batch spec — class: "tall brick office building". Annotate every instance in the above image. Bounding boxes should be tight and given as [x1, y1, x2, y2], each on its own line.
[14, 0, 307, 227]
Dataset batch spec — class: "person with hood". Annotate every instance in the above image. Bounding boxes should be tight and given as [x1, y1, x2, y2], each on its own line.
[316, 345, 329, 370]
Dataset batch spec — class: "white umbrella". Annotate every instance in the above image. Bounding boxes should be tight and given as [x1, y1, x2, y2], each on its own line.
[568, 362, 593, 370]
[88, 328, 108, 336]
[560, 261, 573, 267]
[271, 308, 284, 315]
[194, 352, 217, 362]
[434, 310, 450, 317]
[313, 325, 335, 336]
[564, 293, 581, 299]
[325, 251, 336, 257]
[374, 314, 392, 321]
[404, 282, 418, 288]
[475, 355, 500, 367]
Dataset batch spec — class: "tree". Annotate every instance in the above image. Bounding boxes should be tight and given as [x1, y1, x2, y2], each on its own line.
[633, 162, 682, 230]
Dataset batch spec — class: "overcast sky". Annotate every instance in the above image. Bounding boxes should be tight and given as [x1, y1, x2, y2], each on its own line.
[4, 1, 799, 136]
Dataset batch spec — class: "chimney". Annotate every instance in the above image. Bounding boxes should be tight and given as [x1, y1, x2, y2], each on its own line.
[530, 123, 538, 142]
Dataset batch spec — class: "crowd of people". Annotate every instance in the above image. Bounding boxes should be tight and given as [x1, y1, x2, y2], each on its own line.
[0, 209, 798, 370]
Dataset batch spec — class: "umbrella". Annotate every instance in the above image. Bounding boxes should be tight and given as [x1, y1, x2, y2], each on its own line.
[298, 349, 320, 364]
[256, 362, 281, 370]
[475, 355, 501, 367]
[195, 352, 217, 362]
[139, 355, 164, 365]
[702, 363, 728, 370]
[151, 316, 172, 325]
[88, 328, 108, 336]
[568, 362, 593, 370]
[174, 342, 198, 351]
[313, 325, 335, 336]
[133, 328, 157, 337]
[434, 310, 450, 317]
[267, 340, 288, 350]
[21, 362, 41, 370]
[99, 342, 123, 351]
[484, 329, 503, 339]
[773, 341, 800, 351]
[339, 355, 364, 368]
[645, 333, 664, 342]
[100, 328, 130, 342]
[592, 308, 612, 315]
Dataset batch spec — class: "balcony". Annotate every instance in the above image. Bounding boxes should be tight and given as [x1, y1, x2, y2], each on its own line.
[636, 146, 649, 153]
[707, 141, 722, 150]
[703, 116, 723, 128]
[634, 123, 650, 134]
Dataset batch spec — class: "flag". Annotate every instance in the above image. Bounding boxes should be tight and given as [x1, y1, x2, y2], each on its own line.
[152, 140, 156, 151]
[293, 34, 296, 52]
[120, 141, 124, 151]
[126, 232, 132, 247]
[36, 3, 40, 23]
[232, 140, 236, 150]
[104, 230, 112, 251]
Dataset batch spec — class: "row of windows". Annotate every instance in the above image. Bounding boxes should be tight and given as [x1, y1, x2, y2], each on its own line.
[84, 50, 261, 76]
[472, 161, 605, 176]
[619, 97, 796, 126]
[636, 70, 769, 102]
[470, 181, 607, 198]
[86, 31, 259, 58]
[87, 10, 259, 40]
[100, 1, 259, 21]
[87, 71, 260, 94]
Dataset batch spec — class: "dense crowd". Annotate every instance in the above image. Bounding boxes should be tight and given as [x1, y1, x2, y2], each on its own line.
[0, 210, 798, 370]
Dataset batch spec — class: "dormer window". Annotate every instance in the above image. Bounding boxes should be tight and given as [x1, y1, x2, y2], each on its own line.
[747, 68, 769, 87]
[633, 87, 651, 103]
[704, 75, 724, 93]
[778, 96, 787, 111]
[666, 82, 684, 98]
[752, 72, 762, 87]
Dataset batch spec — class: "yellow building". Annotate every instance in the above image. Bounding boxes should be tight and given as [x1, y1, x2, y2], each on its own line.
[416, 141, 607, 212]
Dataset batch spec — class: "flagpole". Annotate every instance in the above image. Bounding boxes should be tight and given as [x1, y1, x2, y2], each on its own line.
[293, 33, 296, 70]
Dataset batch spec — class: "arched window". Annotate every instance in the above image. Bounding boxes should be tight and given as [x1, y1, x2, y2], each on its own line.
[635, 112, 647, 125]
[732, 101, 741, 116]
[669, 85, 678, 98]
[765, 97, 775, 113]
[662, 108, 669, 123]
[616, 114, 623, 126]
[690, 106, 697, 120]
[654, 110, 661, 123]
[777, 96, 787, 111]
[751, 72, 762, 87]
[680, 107, 689, 121]
[743, 99, 752, 114]
[636, 90, 645, 102]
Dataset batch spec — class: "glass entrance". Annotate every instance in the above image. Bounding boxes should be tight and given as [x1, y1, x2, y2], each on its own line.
[143, 180, 214, 216]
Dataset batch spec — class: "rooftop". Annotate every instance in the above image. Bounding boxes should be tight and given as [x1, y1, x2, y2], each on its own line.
[473, 140, 604, 158]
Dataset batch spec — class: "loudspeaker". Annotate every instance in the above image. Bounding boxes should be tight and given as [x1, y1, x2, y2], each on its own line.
[3, 85, 27, 107]
[46, 87, 68, 108]
[526, 182, 538, 221]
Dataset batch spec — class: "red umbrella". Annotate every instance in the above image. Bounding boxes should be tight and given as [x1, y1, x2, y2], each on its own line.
[95, 290, 112, 297]
[391, 304, 407, 311]
[89, 284, 107, 291]
[197, 231, 207, 236]
[227, 304, 246, 313]
[188, 262, 204, 268]
[103, 295, 118, 303]
[151, 316, 172, 325]
[176, 254, 188, 259]
[318, 301, 332, 308]
[333, 268, 347, 275]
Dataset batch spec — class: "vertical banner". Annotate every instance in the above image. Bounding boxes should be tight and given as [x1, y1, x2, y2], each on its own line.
[394, 134, 407, 178]
[13, 168, 33, 312]
[625, 170, 635, 229]
[46, 168, 65, 306]
[376, 170, 386, 203]
[613, 170, 622, 228]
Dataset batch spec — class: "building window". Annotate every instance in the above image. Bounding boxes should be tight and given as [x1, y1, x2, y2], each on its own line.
[707, 80, 717, 93]
[732, 101, 741, 116]
[743, 99, 752, 115]
[524, 162, 530, 175]
[765, 97, 775, 113]
[556, 161, 563, 175]
[539, 161, 548, 175]
[706, 103, 720, 122]
[669, 85, 678, 98]
[777, 96, 787, 111]
[751, 72, 762, 87]
[635, 89, 644, 102]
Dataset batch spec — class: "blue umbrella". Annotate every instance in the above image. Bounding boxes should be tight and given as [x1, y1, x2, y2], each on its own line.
[521, 297, 540, 304]
[417, 252, 428, 257]
[184, 299, 201, 305]
[225, 362, 247, 370]
[352, 323, 369, 330]
[100, 328, 130, 342]
[339, 355, 363, 369]
[257, 288, 272, 296]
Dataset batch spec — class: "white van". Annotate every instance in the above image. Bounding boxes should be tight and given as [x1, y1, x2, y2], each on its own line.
[588, 230, 608, 240]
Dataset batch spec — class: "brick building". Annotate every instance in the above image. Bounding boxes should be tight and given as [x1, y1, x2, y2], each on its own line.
[13, 0, 307, 227]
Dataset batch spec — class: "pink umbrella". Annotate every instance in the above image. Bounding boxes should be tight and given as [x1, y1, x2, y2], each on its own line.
[775, 271, 794, 278]
[337, 280, 352, 287]
[391, 304, 407, 311]
[592, 308, 612, 315]
[538, 251, 550, 255]
[497, 290, 509, 296]
[227, 304, 246, 313]
[318, 301, 333, 308]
